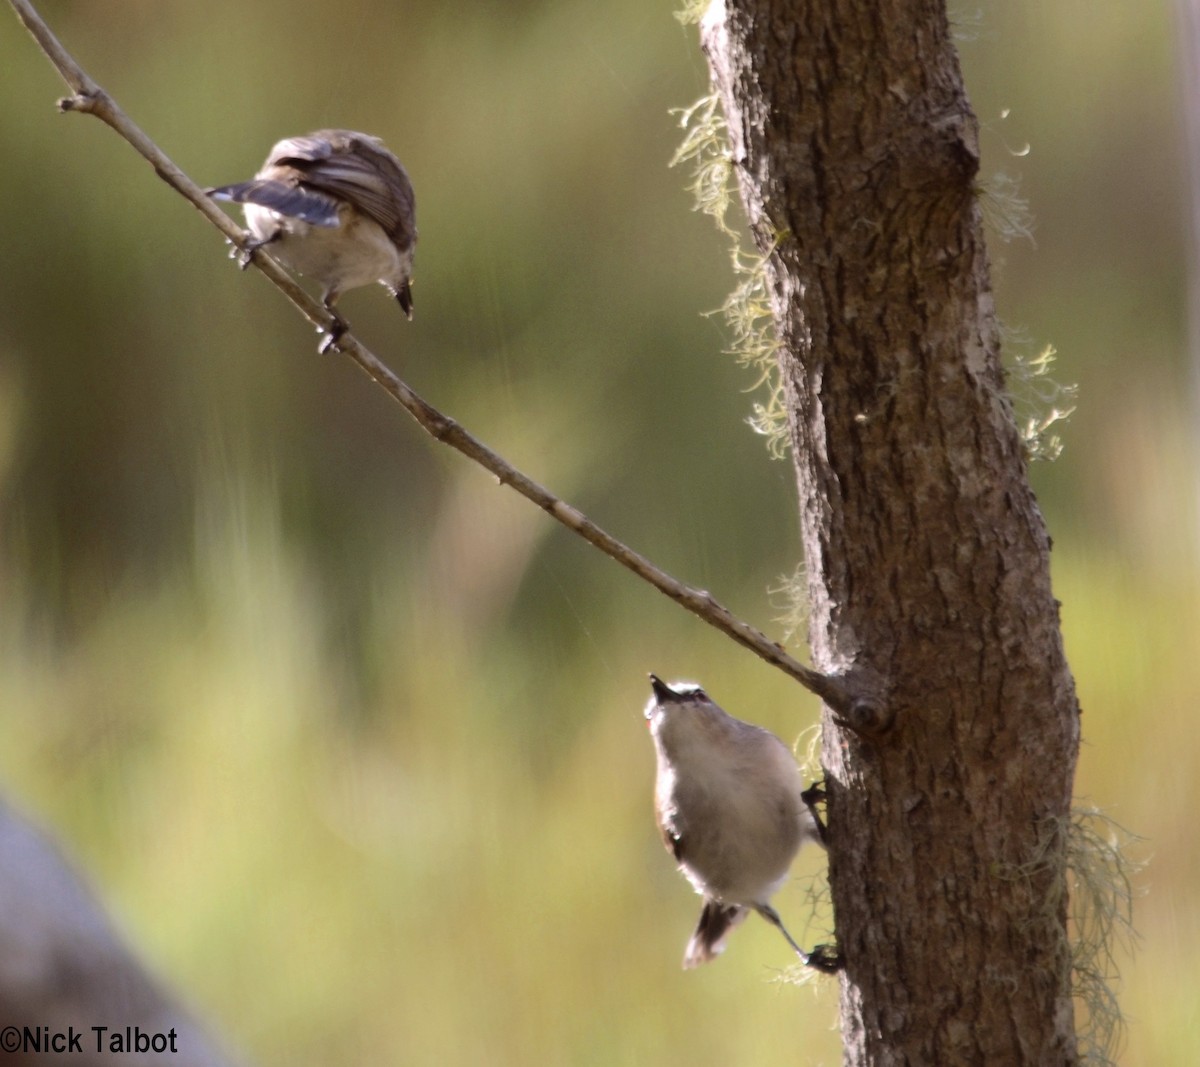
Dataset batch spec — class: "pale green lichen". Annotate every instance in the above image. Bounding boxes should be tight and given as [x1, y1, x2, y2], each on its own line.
[1007, 807, 1142, 1066]
[672, 92, 790, 455]
[675, 83, 1075, 462]
[978, 170, 1036, 246]
[670, 92, 737, 238]
[768, 564, 810, 646]
[1065, 807, 1142, 1065]
[673, 0, 709, 27]
[1007, 341, 1078, 462]
[977, 168, 1076, 462]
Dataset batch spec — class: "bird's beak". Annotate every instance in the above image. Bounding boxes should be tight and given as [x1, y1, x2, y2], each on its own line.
[649, 674, 677, 702]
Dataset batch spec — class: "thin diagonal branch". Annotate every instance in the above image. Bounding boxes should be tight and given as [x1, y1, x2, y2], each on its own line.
[9, 0, 857, 714]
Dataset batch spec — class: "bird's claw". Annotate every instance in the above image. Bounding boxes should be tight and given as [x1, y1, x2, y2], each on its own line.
[226, 237, 265, 271]
[318, 315, 348, 355]
[801, 780, 830, 846]
[802, 943, 844, 974]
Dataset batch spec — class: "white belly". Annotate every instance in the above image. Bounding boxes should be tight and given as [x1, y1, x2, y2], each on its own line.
[243, 203, 410, 297]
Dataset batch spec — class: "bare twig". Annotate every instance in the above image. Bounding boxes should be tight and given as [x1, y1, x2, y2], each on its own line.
[8, 0, 851, 712]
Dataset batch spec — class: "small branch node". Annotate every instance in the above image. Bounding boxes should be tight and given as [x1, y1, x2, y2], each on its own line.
[813, 667, 893, 738]
[56, 91, 94, 113]
[832, 697, 895, 739]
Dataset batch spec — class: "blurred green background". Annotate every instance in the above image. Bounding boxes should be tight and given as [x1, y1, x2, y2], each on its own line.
[1, 1, 1196, 1063]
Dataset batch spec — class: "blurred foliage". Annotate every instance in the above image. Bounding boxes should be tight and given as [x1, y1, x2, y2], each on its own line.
[0, 1, 1196, 1064]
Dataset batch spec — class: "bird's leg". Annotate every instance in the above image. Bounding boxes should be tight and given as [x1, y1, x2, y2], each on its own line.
[754, 904, 844, 973]
[231, 230, 280, 270]
[317, 315, 348, 355]
[801, 781, 830, 846]
[317, 293, 349, 355]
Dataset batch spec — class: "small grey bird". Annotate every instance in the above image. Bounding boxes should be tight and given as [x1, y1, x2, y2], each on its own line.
[645, 674, 838, 971]
[209, 129, 416, 352]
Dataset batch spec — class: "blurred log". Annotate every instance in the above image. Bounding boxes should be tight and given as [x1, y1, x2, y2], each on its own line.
[0, 796, 244, 1067]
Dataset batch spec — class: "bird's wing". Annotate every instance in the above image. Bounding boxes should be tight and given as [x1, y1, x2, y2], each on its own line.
[657, 802, 686, 862]
[267, 133, 416, 246]
[207, 179, 341, 228]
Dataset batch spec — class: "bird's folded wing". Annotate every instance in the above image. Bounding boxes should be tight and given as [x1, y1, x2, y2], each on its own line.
[207, 178, 341, 228]
[267, 134, 415, 244]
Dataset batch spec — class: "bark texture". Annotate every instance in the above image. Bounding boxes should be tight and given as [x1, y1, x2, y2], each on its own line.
[701, 1, 1082, 1063]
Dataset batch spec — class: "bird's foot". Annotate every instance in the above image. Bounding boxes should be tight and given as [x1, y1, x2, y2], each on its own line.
[228, 234, 274, 271]
[801, 780, 830, 846]
[318, 314, 348, 355]
[802, 943, 844, 974]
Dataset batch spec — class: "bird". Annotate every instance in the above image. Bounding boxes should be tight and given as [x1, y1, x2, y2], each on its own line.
[208, 129, 416, 353]
[644, 674, 839, 971]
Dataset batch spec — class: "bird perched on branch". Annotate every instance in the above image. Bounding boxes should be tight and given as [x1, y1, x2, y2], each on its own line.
[644, 674, 840, 971]
[208, 129, 416, 353]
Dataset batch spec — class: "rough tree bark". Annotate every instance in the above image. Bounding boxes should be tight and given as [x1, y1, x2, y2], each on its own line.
[700, 1, 1082, 1063]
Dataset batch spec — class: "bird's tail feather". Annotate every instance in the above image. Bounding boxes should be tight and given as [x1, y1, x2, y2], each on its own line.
[683, 900, 748, 969]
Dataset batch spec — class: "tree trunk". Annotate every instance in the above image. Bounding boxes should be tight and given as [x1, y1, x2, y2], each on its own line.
[700, 1, 1082, 1063]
